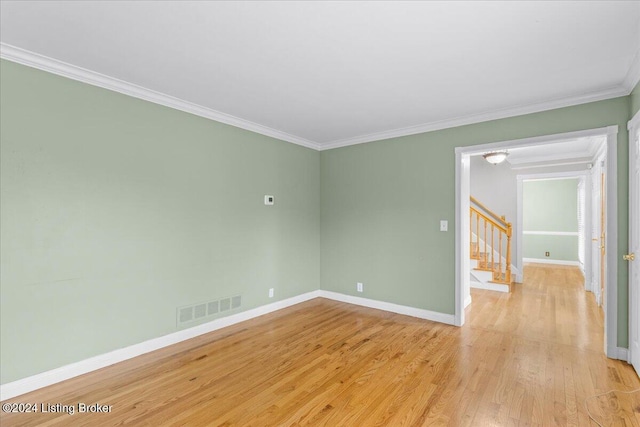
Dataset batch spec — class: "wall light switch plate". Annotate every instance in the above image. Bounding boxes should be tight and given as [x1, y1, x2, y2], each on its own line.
[269, 288, 274, 298]
[264, 195, 274, 205]
[440, 220, 448, 231]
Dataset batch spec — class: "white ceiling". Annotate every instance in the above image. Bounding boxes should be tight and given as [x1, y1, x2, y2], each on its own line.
[1, 1, 639, 150]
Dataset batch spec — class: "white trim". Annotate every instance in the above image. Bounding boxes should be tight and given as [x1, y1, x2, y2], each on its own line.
[627, 109, 640, 375]
[0, 290, 322, 401]
[469, 280, 510, 293]
[1, 44, 632, 152]
[523, 231, 579, 236]
[615, 347, 630, 362]
[0, 43, 320, 151]
[518, 171, 589, 181]
[318, 290, 456, 326]
[456, 128, 616, 157]
[455, 150, 469, 326]
[509, 159, 593, 170]
[464, 294, 472, 308]
[456, 126, 618, 358]
[629, 108, 640, 131]
[623, 47, 640, 93]
[0, 289, 457, 400]
[605, 126, 619, 358]
[523, 257, 581, 266]
[508, 154, 596, 166]
[321, 92, 628, 151]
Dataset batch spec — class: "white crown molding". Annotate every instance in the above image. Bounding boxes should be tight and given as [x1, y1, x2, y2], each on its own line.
[1, 43, 635, 152]
[509, 160, 592, 170]
[508, 154, 594, 166]
[320, 87, 629, 151]
[456, 126, 615, 156]
[516, 169, 589, 181]
[623, 47, 640, 92]
[0, 43, 321, 151]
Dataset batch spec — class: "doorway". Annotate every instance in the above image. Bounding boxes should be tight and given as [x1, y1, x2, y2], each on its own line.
[516, 174, 588, 278]
[455, 126, 619, 358]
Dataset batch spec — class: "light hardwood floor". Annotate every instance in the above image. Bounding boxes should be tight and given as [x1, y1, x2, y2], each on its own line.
[2, 264, 639, 426]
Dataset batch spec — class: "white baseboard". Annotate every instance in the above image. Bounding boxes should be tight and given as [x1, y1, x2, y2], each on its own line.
[523, 257, 581, 266]
[318, 290, 456, 325]
[1, 289, 456, 400]
[512, 266, 522, 283]
[0, 290, 322, 401]
[469, 280, 510, 293]
[610, 347, 629, 362]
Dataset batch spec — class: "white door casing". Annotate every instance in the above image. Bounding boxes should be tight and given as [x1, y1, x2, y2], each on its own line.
[591, 150, 606, 304]
[455, 125, 619, 358]
[589, 151, 607, 305]
[628, 111, 640, 374]
[578, 178, 586, 273]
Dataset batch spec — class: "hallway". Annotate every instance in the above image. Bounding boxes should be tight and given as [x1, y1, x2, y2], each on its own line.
[464, 263, 640, 425]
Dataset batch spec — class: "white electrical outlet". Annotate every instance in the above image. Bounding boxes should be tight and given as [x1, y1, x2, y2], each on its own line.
[264, 195, 274, 205]
[440, 220, 448, 231]
[357, 282, 363, 292]
[269, 288, 274, 298]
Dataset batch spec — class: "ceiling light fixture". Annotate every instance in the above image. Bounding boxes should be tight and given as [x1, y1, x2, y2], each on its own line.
[483, 151, 509, 165]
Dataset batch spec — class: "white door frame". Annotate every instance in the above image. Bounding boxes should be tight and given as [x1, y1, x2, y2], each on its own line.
[455, 126, 620, 359]
[515, 171, 590, 280]
[627, 110, 640, 372]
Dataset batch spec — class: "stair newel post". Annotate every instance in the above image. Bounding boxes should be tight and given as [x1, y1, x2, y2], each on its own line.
[506, 222, 512, 283]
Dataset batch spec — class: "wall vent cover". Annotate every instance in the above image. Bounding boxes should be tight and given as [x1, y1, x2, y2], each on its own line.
[179, 307, 194, 323]
[177, 295, 242, 327]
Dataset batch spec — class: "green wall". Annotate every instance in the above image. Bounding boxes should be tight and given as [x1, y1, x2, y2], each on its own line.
[1, 57, 636, 385]
[321, 96, 631, 347]
[523, 235, 579, 262]
[522, 179, 579, 262]
[523, 179, 579, 232]
[0, 60, 320, 384]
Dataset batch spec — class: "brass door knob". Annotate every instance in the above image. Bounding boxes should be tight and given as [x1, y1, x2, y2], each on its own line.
[624, 253, 636, 261]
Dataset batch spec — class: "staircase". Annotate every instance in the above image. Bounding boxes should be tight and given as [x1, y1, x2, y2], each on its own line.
[470, 196, 513, 293]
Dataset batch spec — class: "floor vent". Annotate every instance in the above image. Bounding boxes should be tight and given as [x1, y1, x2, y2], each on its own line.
[177, 295, 242, 327]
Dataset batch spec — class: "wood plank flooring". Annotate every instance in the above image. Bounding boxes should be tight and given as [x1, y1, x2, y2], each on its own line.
[2, 264, 639, 426]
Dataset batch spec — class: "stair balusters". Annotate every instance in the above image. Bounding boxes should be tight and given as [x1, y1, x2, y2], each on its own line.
[470, 197, 512, 285]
